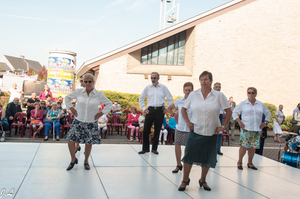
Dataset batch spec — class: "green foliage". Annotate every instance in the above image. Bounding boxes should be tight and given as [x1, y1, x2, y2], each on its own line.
[264, 103, 293, 131]
[264, 103, 277, 124]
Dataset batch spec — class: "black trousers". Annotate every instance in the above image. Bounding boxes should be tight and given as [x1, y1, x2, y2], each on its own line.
[142, 107, 164, 151]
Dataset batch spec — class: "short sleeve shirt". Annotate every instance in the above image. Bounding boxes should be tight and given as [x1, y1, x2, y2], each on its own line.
[9, 88, 21, 101]
[98, 114, 107, 123]
[112, 104, 121, 111]
[183, 89, 230, 136]
[47, 109, 61, 121]
[27, 98, 37, 112]
[174, 97, 192, 132]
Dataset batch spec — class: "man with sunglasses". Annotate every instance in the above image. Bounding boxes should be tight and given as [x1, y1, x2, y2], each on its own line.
[138, 72, 173, 155]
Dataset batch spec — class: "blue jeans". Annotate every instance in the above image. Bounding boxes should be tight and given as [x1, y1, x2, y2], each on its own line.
[217, 114, 223, 152]
[45, 121, 60, 136]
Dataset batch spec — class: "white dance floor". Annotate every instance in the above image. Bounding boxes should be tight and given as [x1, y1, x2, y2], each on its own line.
[0, 143, 299, 199]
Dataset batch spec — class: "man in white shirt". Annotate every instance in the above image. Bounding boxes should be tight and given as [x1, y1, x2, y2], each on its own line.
[138, 72, 173, 155]
[7, 83, 23, 103]
[213, 82, 224, 155]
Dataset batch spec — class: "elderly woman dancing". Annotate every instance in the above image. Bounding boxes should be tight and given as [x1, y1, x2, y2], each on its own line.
[232, 87, 271, 170]
[178, 71, 232, 191]
[65, 73, 112, 171]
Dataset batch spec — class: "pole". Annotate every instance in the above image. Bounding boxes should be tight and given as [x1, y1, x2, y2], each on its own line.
[159, 0, 163, 30]
[163, 0, 167, 29]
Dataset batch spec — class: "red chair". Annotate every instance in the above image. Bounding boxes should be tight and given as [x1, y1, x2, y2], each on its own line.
[221, 130, 230, 146]
[111, 115, 123, 136]
[123, 110, 131, 136]
[28, 123, 45, 138]
[62, 115, 73, 138]
[99, 128, 107, 139]
[9, 112, 27, 138]
[106, 115, 111, 135]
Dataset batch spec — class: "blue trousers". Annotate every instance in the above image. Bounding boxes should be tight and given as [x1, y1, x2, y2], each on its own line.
[217, 114, 223, 152]
[45, 121, 60, 136]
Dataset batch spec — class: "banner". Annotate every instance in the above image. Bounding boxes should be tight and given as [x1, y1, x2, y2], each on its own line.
[47, 56, 75, 98]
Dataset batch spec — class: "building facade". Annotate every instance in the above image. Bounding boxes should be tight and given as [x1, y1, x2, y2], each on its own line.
[77, 0, 300, 115]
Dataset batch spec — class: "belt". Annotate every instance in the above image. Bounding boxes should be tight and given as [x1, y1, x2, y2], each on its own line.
[148, 106, 163, 109]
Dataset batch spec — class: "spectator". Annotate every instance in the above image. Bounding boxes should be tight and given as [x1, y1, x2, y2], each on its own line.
[225, 96, 236, 141]
[39, 100, 49, 123]
[57, 102, 67, 126]
[44, 102, 61, 141]
[26, 92, 38, 119]
[97, 105, 108, 133]
[0, 105, 9, 132]
[7, 83, 23, 103]
[30, 101, 44, 138]
[273, 105, 285, 142]
[168, 114, 177, 142]
[159, 117, 168, 145]
[127, 107, 140, 141]
[39, 85, 53, 101]
[57, 96, 66, 109]
[111, 99, 122, 115]
[45, 94, 52, 109]
[6, 97, 22, 127]
[294, 108, 300, 135]
[67, 99, 76, 116]
[293, 104, 300, 134]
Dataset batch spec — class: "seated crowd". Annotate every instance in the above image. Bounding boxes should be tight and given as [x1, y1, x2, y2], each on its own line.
[3, 94, 175, 143]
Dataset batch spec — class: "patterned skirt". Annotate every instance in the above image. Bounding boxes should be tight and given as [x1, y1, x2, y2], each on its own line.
[239, 129, 260, 149]
[174, 129, 189, 146]
[182, 131, 218, 168]
[64, 119, 101, 145]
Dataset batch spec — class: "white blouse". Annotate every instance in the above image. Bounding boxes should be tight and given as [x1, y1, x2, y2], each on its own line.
[183, 89, 230, 136]
[232, 99, 271, 132]
[173, 97, 192, 132]
[65, 88, 112, 123]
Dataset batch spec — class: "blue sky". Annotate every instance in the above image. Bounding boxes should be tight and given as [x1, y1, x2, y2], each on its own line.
[0, 0, 231, 70]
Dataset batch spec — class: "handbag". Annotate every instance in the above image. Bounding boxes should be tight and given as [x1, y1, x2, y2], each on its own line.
[290, 117, 297, 124]
[132, 122, 139, 127]
[31, 120, 39, 124]
[98, 123, 107, 128]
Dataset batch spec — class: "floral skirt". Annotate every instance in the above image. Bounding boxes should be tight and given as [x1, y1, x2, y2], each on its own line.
[239, 129, 260, 149]
[64, 119, 101, 145]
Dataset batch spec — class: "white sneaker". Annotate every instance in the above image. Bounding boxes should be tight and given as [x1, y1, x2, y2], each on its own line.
[159, 141, 161, 145]
[130, 137, 133, 141]
[136, 137, 139, 142]
[163, 141, 166, 145]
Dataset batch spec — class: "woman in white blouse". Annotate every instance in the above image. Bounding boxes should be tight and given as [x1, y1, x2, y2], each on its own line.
[178, 71, 232, 192]
[167, 82, 193, 173]
[232, 87, 271, 170]
[273, 105, 285, 142]
[64, 73, 112, 171]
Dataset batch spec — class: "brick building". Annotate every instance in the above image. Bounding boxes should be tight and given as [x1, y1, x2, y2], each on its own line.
[77, 0, 300, 115]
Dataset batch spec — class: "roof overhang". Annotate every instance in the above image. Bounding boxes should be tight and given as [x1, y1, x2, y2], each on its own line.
[76, 0, 256, 76]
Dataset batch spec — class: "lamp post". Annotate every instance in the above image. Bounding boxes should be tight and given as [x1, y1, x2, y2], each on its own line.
[159, 0, 180, 30]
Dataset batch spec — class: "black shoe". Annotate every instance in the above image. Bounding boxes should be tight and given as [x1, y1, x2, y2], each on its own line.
[217, 151, 223, 155]
[199, 179, 211, 191]
[237, 162, 243, 170]
[84, 163, 90, 170]
[151, 150, 159, 155]
[75, 146, 81, 153]
[138, 150, 149, 154]
[44, 138, 48, 141]
[56, 138, 60, 141]
[247, 163, 258, 170]
[172, 165, 183, 173]
[178, 178, 190, 191]
[66, 158, 78, 171]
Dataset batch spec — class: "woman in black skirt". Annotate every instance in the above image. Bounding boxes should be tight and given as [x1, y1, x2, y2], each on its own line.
[64, 73, 112, 171]
[178, 71, 232, 191]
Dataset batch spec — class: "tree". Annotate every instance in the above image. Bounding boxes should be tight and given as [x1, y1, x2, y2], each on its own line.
[27, 67, 36, 76]
[37, 65, 48, 81]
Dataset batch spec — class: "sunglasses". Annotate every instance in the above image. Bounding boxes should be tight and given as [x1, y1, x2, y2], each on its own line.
[72, 102, 75, 104]
[151, 77, 157, 79]
[84, 81, 92, 84]
[248, 92, 255, 94]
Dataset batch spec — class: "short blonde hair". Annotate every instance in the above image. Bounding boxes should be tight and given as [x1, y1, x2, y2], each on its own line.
[82, 73, 95, 82]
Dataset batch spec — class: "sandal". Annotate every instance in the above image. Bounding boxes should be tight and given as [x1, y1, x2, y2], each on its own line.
[237, 162, 243, 170]
[178, 178, 190, 191]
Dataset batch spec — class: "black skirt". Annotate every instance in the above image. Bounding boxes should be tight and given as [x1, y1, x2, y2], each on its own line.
[182, 131, 218, 168]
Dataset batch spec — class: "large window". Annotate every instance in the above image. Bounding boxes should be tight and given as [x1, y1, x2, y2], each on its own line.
[141, 31, 186, 65]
